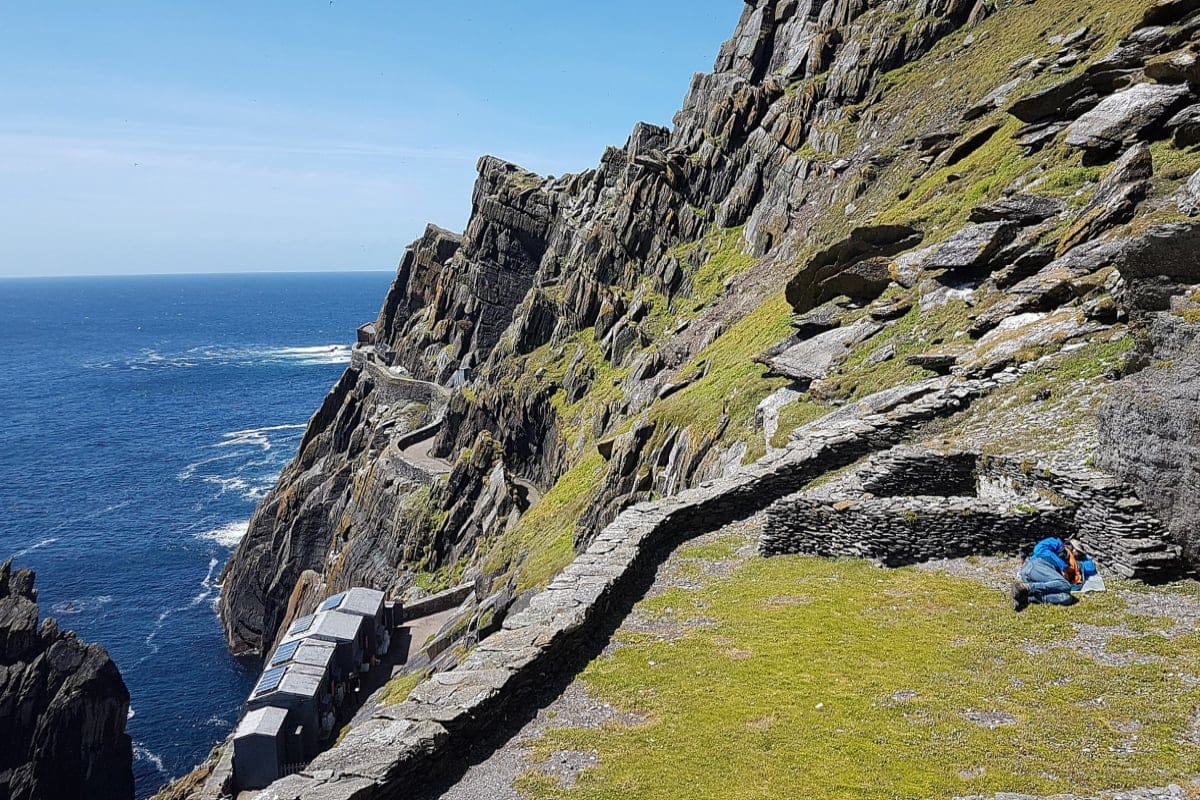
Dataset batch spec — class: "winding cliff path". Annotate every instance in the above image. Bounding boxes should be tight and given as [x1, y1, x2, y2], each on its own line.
[400, 431, 452, 475]
[366, 356, 545, 501]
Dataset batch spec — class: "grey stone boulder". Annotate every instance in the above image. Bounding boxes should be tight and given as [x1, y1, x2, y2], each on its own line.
[1141, 0, 1200, 27]
[1114, 220, 1200, 309]
[904, 352, 961, 374]
[1178, 167, 1200, 215]
[1008, 73, 1099, 124]
[1065, 82, 1192, 155]
[764, 318, 883, 386]
[924, 221, 1020, 277]
[1167, 103, 1200, 146]
[790, 302, 846, 337]
[969, 194, 1065, 225]
[1057, 143, 1152, 256]
[785, 225, 921, 313]
[1145, 48, 1200, 84]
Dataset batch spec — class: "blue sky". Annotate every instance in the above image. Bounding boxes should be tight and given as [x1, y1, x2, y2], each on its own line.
[0, 2, 740, 277]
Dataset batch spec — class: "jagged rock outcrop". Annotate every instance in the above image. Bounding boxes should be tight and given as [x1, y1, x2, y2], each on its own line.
[177, 0, 1200, 796]
[1099, 312, 1200, 565]
[0, 560, 133, 800]
[219, 0, 1200, 678]
[219, 0, 996, 657]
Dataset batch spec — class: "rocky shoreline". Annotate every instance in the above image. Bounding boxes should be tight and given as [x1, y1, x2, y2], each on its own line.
[0, 559, 133, 800]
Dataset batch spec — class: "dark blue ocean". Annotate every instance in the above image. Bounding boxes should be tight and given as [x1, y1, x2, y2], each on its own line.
[0, 272, 394, 798]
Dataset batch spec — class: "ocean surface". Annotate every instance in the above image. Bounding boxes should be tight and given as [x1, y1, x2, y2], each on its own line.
[0, 271, 395, 798]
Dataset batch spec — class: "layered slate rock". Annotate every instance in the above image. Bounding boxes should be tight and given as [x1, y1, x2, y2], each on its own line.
[1099, 314, 1200, 565]
[1065, 81, 1192, 155]
[0, 560, 133, 800]
[219, 0, 986, 658]
[785, 225, 922, 313]
[762, 317, 883, 386]
[1056, 142, 1152, 256]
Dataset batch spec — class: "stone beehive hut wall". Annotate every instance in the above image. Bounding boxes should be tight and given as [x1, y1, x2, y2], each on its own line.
[856, 447, 979, 498]
[978, 456, 1182, 578]
[760, 494, 1071, 565]
[760, 446, 1183, 579]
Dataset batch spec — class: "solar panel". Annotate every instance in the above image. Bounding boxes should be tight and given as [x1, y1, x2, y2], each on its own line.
[288, 614, 316, 635]
[269, 640, 301, 666]
[319, 592, 347, 612]
[253, 666, 287, 696]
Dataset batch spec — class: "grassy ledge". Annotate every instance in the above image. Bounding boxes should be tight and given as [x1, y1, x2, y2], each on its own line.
[517, 541, 1200, 800]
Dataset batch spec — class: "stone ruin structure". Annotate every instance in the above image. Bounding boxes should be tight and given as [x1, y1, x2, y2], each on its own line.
[762, 446, 1182, 580]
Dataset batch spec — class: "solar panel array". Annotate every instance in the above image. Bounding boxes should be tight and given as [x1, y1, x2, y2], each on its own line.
[253, 666, 287, 697]
[288, 614, 316, 635]
[318, 592, 347, 612]
[269, 640, 301, 667]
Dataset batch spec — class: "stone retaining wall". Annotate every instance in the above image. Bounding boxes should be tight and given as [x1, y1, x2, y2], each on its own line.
[251, 376, 993, 799]
[857, 446, 978, 497]
[761, 494, 1071, 565]
[978, 456, 1181, 578]
[761, 447, 1182, 578]
[398, 584, 475, 623]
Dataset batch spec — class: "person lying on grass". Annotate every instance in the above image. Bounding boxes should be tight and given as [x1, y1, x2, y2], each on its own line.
[1011, 537, 1083, 612]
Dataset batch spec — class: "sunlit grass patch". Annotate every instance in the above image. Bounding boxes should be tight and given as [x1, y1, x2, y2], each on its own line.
[518, 555, 1200, 800]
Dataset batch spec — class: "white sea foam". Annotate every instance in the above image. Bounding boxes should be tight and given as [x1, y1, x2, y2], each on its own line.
[202, 475, 250, 496]
[215, 423, 306, 451]
[133, 743, 167, 776]
[11, 537, 58, 558]
[127, 707, 136, 720]
[51, 600, 85, 616]
[176, 451, 240, 480]
[197, 521, 248, 548]
[49, 594, 114, 617]
[190, 557, 221, 607]
[88, 342, 353, 371]
[143, 609, 171, 654]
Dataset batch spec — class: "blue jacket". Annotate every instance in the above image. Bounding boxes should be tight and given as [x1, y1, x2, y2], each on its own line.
[1030, 537, 1068, 573]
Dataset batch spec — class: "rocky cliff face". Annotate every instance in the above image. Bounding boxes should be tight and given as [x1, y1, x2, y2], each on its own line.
[220, 0, 1200, 664]
[0, 559, 133, 800]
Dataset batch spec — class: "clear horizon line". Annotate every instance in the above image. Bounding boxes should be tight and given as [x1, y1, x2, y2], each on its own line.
[0, 266, 399, 280]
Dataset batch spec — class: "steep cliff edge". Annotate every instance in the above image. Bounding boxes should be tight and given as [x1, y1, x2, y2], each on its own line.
[220, 0, 999, 658]
[221, 0, 1200, 674]
[190, 0, 1200, 796]
[0, 559, 134, 800]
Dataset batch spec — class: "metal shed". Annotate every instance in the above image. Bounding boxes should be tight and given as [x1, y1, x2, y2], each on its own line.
[245, 663, 328, 760]
[233, 706, 288, 791]
[278, 610, 367, 676]
[319, 588, 385, 655]
[268, 638, 337, 676]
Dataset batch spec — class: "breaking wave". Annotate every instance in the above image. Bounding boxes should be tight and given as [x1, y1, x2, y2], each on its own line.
[196, 520, 249, 549]
[132, 743, 167, 778]
[10, 537, 59, 559]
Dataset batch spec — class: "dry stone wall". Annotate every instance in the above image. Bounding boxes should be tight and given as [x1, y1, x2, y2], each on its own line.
[978, 455, 1182, 578]
[761, 447, 1182, 578]
[761, 494, 1071, 565]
